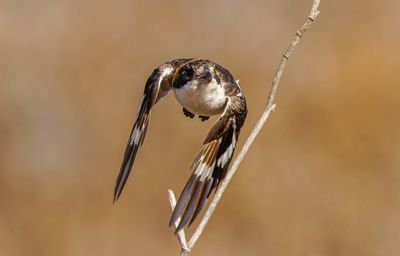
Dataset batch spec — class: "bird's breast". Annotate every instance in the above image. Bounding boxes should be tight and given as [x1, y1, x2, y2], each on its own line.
[173, 79, 227, 116]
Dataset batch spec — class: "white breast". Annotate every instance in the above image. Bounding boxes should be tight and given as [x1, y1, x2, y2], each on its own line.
[173, 78, 227, 116]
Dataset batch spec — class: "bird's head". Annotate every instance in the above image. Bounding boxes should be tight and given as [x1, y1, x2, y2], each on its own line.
[173, 64, 214, 89]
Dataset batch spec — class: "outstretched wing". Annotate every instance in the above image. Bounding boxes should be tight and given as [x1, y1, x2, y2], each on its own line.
[169, 94, 247, 231]
[114, 63, 175, 202]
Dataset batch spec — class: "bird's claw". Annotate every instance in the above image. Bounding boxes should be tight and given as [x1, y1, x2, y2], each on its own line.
[199, 115, 209, 122]
[183, 108, 195, 118]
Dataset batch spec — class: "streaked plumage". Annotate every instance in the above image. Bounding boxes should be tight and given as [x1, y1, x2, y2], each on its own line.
[114, 58, 247, 232]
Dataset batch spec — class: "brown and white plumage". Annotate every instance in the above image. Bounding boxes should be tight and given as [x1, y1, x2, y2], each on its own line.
[113, 62, 175, 201]
[114, 58, 247, 232]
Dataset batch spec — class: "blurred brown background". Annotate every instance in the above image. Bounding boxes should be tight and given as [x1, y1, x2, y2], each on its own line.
[1, 0, 400, 255]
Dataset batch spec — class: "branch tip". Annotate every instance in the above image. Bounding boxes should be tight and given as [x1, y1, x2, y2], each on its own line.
[168, 189, 189, 252]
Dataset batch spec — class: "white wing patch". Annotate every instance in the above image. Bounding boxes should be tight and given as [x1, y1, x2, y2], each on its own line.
[217, 135, 236, 168]
[193, 140, 219, 180]
[217, 119, 236, 168]
[131, 125, 142, 145]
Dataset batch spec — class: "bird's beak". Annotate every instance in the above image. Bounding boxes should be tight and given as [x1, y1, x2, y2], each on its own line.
[197, 70, 212, 83]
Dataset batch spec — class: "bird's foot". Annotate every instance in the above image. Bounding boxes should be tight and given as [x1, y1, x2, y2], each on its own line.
[183, 108, 195, 118]
[199, 115, 209, 122]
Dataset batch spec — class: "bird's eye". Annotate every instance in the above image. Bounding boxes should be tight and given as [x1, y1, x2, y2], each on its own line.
[180, 67, 194, 82]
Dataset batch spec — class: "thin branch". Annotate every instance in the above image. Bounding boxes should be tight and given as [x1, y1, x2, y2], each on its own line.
[169, 0, 321, 253]
[168, 190, 190, 255]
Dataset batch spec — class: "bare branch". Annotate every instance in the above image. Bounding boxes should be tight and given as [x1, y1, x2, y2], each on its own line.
[169, 0, 321, 254]
[168, 190, 190, 255]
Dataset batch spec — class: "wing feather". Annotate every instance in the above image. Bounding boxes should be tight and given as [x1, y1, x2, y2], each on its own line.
[170, 95, 247, 231]
[114, 63, 174, 202]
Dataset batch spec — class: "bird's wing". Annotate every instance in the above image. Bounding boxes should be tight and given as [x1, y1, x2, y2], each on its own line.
[170, 94, 247, 231]
[114, 63, 175, 202]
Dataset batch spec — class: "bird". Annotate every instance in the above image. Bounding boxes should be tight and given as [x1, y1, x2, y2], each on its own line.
[114, 58, 247, 232]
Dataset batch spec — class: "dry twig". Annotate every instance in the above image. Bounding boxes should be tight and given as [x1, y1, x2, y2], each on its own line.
[168, 190, 190, 255]
[169, 1, 321, 254]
